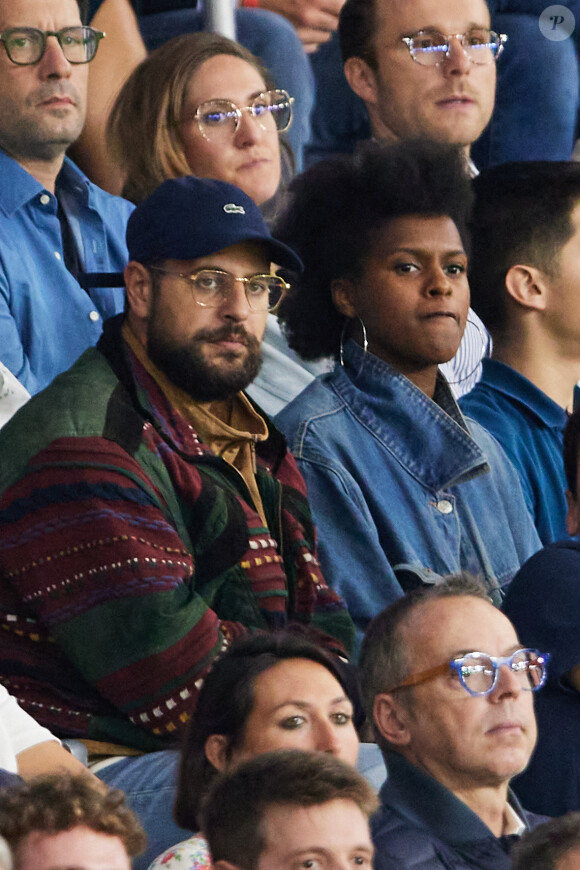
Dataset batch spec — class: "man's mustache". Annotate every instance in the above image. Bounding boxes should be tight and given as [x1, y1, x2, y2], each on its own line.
[194, 325, 259, 349]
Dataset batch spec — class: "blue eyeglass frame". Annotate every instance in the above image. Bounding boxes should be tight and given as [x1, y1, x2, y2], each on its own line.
[386, 648, 550, 696]
[448, 649, 550, 696]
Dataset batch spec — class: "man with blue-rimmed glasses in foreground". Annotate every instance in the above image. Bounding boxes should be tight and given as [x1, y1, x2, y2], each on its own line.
[360, 575, 549, 870]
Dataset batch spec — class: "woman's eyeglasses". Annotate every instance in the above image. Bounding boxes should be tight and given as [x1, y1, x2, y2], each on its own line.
[186, 89, 294, 143]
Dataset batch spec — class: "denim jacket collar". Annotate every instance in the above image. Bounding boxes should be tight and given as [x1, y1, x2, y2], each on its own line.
[332, 341, 490, 491]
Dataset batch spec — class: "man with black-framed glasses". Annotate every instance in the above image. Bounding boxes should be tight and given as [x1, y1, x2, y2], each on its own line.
[0, 0, 133, 397]
[360, 575, 547, 870]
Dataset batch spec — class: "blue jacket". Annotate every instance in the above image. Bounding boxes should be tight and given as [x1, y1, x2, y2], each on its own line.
[372, 752, 545, 870]
[460, 358, 569, 545]
[503, 539, 580, 817]
[0, 151, 134, 394]
[275, 342, 541, 642]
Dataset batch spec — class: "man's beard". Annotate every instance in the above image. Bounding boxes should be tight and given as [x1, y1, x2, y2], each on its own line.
[147, 320, 263, 402]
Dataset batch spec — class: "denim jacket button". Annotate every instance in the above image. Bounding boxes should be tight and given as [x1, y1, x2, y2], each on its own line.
[436, 499, 453, 514]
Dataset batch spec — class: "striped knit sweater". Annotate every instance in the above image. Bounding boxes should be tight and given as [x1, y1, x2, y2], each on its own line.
[0, 316, 354, 751]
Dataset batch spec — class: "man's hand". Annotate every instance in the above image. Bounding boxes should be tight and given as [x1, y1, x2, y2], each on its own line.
[256, 0, 346, 52]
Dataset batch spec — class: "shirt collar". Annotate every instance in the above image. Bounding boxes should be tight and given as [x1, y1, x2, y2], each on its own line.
[480, 358, 568, 429]
[380, 751, 531, 844]
[0, 150, 89, 215]
[504, 802, 526, 836]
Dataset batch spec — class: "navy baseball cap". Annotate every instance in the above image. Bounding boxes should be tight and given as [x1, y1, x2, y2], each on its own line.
[126, 176, 303, 272]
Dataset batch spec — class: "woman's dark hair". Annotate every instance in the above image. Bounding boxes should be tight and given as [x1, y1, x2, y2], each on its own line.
[274, 140, 473, 361]
[173, 631, 356, 831]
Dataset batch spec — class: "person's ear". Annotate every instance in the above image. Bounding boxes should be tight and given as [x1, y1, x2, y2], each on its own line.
[566, 489, 579, 536]
[331, 278, 358, 320]
[124, 261, 155, 321]
[204, 734, 231, 772]
[504, 264, 548, 313]
[373, 693, 412, 747]
[344, 56, 379, 106]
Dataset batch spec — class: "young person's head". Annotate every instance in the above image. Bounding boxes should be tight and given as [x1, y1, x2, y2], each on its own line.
[359, 575, 543, 797]
[108, 32, 290, 205]
[174, 632, 360, 831]
[0, 774, 146, 870]
[275, 140, 472, 395]
[511, 813, 580, 870]
[202, 750, 378, 870]
[470, 161, 580, 344]
[339, 0, 498, 153]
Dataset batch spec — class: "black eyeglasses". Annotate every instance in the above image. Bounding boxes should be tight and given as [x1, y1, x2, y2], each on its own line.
[386, 648, 549, 697]
[0, 26, 105, 65]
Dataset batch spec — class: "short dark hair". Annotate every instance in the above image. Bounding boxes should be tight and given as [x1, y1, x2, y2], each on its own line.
[470, 161, 580, 335]
[174, 631, 355, 831]
[511, 813, 580, 870]
[563, 408, 580, 497]
[0, 774, 146, 858]
[202, 750, 378, 870]
[359, 575, 490, 750]
[339, 0, 377, 67]
[274, 140, 472, 361]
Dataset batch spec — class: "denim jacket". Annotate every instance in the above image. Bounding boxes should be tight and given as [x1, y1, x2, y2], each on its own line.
[275, 341, 541, 642]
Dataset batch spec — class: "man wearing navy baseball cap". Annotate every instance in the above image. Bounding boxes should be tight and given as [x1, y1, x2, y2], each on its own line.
[0, 177, 354, 867]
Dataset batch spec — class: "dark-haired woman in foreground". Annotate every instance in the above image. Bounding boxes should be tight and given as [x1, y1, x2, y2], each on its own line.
[148, 633, 363, 870]
[274, 142, 540, 644]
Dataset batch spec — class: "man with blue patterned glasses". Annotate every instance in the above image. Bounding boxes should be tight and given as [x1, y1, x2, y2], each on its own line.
[389, 647, 548, 697]
[360, 576, 549, 870]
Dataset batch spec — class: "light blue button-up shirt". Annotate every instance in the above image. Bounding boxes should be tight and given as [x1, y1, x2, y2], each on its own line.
[0, 151, 134, 394]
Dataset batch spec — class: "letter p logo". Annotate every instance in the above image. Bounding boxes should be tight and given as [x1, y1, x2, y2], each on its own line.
[539, 5, 575, 39]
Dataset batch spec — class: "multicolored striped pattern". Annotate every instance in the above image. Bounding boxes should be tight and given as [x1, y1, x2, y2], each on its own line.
[0, 316, 354, 750]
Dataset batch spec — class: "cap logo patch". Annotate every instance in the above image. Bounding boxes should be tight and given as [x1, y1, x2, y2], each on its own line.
[223, 203, 246, 215]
